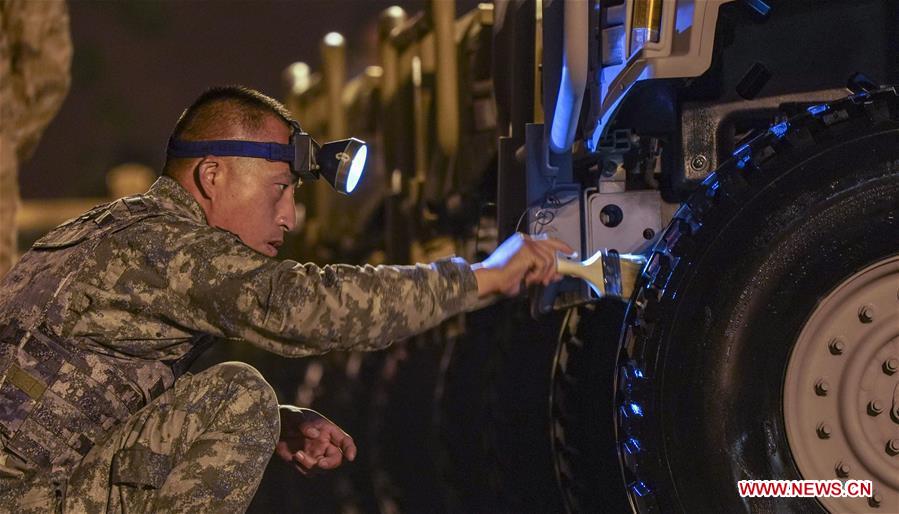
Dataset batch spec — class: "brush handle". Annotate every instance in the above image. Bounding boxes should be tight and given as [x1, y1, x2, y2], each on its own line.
[555, 250, 646, 299]
[556, 251, 607, 296]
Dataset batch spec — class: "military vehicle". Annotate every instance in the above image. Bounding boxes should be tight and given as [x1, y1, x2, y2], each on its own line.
[283, 1, 898, 512]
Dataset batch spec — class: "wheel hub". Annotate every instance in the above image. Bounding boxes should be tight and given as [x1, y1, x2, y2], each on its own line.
[784, 255, 899, 512]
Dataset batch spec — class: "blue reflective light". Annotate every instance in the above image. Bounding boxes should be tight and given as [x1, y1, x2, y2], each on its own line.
[675, 2, 694, 33]
[743, 0, 772, 16]
[633, 368, 644, 379]
[733, 144, 751, 158]
[769, 121, 789, 139]
[629, 402, 644, 417]
[588, 67, 651, 151]
[733, 144, 752, 169]
[701, 173, 717, 187]
[807, 104, 829, 116]
[630, 480, 652, 497]
[550, 65, 579, 152]
[624, 437, 643, 454]
[346, 145, 366, 193]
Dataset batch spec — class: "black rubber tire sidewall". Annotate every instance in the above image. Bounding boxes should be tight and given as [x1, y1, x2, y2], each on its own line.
[648, 130, 899, 512]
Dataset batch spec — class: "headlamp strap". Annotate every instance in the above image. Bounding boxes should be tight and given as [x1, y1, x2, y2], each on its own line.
[166, 138, 295, 163]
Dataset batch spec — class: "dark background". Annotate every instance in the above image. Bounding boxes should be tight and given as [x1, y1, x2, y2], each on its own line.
[20, 0, 478, 200]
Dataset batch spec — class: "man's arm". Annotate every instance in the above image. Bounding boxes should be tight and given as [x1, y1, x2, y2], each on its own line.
[470, 232, 573, 296]
[80, 218, 480, 357]
[71, 218, 567, 358]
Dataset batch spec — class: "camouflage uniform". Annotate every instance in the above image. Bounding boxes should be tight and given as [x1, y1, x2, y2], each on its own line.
[0, 176, 480, 512]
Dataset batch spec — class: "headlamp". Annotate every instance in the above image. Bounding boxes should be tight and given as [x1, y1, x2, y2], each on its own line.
[166, 120, 367, 195]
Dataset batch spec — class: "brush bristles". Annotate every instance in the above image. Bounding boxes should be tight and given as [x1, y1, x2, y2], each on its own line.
[618, 255, 647, 299]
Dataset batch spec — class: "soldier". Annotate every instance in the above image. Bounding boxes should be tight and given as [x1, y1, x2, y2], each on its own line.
[0, 85, 571, 513]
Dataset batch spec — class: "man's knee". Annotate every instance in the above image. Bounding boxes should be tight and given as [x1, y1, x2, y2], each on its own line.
[204, 361, 272, 392]
[200, 362, 280, 445]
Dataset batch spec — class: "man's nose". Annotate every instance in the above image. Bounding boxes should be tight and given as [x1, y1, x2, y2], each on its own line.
[278, 198, 297, 232]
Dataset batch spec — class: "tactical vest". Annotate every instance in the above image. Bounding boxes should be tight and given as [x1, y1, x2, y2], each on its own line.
[0, 195, 208, 471]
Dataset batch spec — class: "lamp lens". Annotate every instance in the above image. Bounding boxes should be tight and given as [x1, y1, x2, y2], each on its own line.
[346, 144, 366, 193]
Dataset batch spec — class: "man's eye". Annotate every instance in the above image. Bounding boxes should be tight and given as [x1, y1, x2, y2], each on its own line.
[277, 184, 289, 191]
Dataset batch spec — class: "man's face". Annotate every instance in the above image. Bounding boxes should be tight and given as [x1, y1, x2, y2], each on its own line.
[205, 115, 298, 257]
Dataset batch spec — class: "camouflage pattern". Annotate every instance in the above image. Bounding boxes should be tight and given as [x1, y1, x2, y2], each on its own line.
[0, 0, 72, 276]
[0, 175, 480, 510]
[0, 361, 280, 513]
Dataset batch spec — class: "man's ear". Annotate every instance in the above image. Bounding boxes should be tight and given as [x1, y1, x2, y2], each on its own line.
[194, 157, 221, 200]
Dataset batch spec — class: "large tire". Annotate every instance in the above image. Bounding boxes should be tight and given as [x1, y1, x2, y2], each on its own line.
[616, 87, 899, 512]
[478, 299, 567, 513]
[551, 300, 630, 514]
[363, 299, 566, 514]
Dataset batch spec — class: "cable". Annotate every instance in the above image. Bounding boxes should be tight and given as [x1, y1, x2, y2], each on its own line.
[514, 188, 579, 235]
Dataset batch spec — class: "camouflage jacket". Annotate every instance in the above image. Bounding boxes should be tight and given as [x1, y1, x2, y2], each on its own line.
[0, 175, 479, 472]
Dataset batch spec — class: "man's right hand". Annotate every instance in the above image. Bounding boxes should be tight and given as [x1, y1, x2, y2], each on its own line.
[276, 406, 356, 476]
[471, 233, 574, 297]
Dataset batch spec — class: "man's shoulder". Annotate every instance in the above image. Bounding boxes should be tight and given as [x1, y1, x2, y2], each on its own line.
[18, 191, 263, 283]
[31, 195, 204, 251]
[109, 196, 240, 250]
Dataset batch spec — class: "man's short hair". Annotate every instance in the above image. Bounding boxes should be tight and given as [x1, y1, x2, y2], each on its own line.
[163, 85, 294, 175]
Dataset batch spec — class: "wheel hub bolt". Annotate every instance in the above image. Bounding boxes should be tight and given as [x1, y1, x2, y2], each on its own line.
[835, 461, 850, 477]
[816, 423, 832, 439]
[886, 439, 899, 456]
[690, 155, 708, 171]
[858, 304, 875, 323]
[869, 492, 882, 508]
[814, 379, 830, 396]
[868, 400, 884, 416]
[828, 338, 845, 355]
[883, 358, 898, 375]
